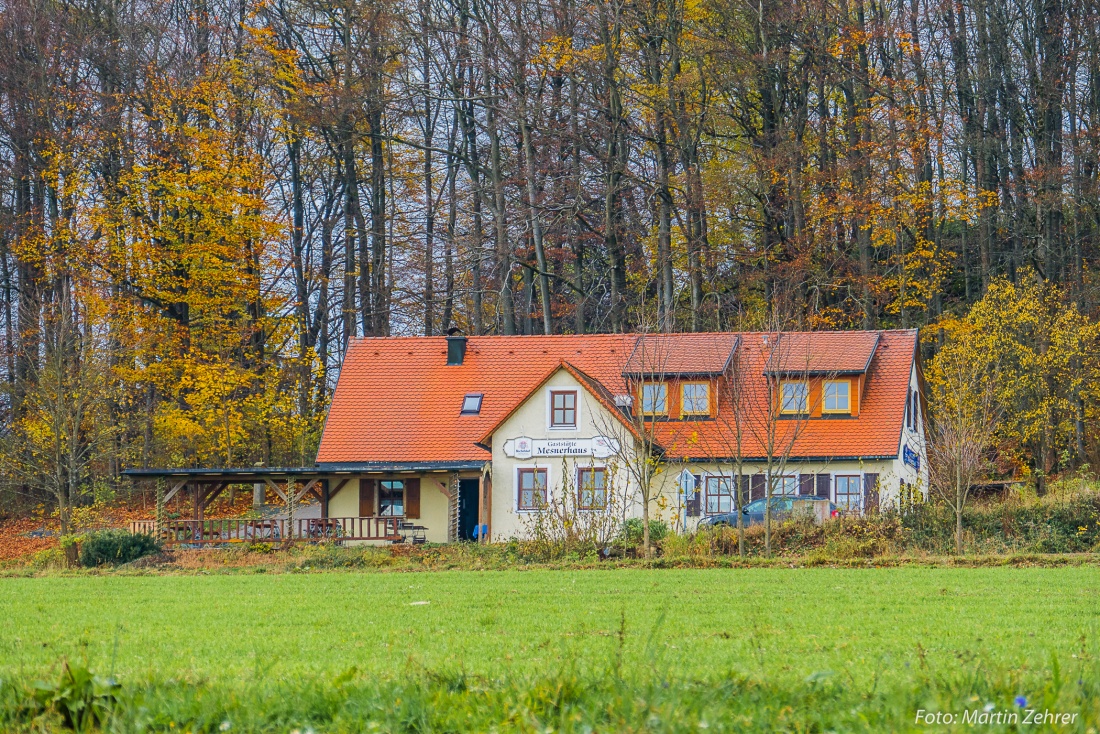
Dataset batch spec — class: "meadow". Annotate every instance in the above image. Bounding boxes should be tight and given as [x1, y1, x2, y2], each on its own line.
[1, 566, 1099, 731]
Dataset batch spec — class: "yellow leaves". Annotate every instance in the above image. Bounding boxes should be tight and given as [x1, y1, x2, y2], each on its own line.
[532, 35, 586, 72]
[929, 276, 1100, 474]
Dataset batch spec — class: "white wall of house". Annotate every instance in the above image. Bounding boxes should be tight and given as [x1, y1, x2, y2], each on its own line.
[326, 475, 451, 544]
[485, 366, 927, 540]
[489, 369, 640, 540]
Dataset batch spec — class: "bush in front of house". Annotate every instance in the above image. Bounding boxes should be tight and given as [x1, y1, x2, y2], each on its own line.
[79, 530, 162, 568]
[621, 518, 669, 547]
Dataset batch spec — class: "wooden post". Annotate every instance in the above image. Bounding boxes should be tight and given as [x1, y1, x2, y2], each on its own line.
[321, 479, 330, 519]
[286, 479, 295, 543]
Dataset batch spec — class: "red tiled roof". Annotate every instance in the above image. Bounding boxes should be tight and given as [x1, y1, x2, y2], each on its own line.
[763, 331, 880, 374]
[622, 334, 739, 376]
[315, 331, 917, 464]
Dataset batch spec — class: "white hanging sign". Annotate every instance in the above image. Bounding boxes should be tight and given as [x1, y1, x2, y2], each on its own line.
[503, 436, 619, 459]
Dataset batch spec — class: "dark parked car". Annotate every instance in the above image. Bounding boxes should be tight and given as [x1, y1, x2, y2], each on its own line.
[698, 496, 838, 528]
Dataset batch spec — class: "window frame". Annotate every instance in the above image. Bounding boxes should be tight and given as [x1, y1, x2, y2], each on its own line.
[773, 475, 798, 497]
[516, 466, 549, 512]
[640, 381, 669, 416]
[704, 475, 733, 514]
[680, 381, 711, 417]
[548, 389, 578, 429]
[834, 474, 862, 512]
[378, 479, 405, 517]
[779, 380, 809, 414]
[822, 379, 851, 414]
[577, 466, 608, 511]
[460, 393, 484, 415]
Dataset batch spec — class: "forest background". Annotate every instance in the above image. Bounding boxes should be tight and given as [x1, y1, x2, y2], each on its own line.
[2, 0, 1100, 515]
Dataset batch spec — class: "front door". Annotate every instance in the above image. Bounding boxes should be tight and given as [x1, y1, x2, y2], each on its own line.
[457, 478, 480, 541]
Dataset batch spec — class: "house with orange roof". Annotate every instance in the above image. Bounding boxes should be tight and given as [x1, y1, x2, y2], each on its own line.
[313, 330, 928, 543]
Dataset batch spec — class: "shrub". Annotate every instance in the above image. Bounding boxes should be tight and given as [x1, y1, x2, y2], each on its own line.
[79, 530, 161, 568]
[621, 518, 669, 546]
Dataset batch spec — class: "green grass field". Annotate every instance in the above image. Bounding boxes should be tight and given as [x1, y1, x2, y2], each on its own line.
[2, 567, 1099, 731]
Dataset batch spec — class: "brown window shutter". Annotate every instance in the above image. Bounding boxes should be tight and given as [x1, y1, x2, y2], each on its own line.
[799, 474, 815, 496]
[685, 475, 702, 517]
[863, 473, 880, 513]
[359, 479, 375, 517]
[815, 473, 832, 500]
[405, 478, 421, 519]
[750, 474, 765, 500]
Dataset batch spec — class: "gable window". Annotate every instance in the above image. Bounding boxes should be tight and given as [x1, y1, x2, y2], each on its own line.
[577, 467, 607, 510]
[780, 381, 808, 414]
[681, 382, 710, 416]
[641, 382, 668, 415]
[835, 475, 861, 512]
[550, 390, 577, 428]
[705, 476, 733, 514]
[461, 393, 483, 415]
[379, 480, 405, 516]
[823, 380, 850, 413]
[517, 468, 548, 511]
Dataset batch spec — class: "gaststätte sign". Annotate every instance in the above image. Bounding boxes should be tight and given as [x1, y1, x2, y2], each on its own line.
[502, 436, 619, 459]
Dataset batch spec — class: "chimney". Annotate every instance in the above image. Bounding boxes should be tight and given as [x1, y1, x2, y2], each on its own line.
[446, 328, 467, 365]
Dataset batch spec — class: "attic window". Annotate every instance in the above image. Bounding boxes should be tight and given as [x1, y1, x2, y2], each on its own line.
[461, 393, 483, 415]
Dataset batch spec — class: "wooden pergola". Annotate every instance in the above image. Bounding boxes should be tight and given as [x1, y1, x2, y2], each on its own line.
[121, 467, 391, 544]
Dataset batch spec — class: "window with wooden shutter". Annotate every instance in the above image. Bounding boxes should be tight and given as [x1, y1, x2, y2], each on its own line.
[359, 479, 375, 516]
[750, 474, 765, 500]
[815, 473, 832, 500]
[835, 475, 861, 511]
[378, 480, 405, 516]
[405, 478, 421, 519]
[799, 474, 815, 496]
[739, 475, 750, 508]
[863, 473, 880, 513]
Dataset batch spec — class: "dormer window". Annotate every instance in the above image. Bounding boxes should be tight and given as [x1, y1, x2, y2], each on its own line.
[823, 380, 850, 414]
[640, 382, 668, 416]
[681, 382, 710, 417]
[550, 390, 577, 427]
[779, 380, 808, 414]
[460, 393, 483, 415]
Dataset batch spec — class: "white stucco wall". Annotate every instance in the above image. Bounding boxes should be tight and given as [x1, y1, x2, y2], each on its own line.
[486, 366, 925, 540]
[489, 369, 640, 540]
[326, 475, 452, 544]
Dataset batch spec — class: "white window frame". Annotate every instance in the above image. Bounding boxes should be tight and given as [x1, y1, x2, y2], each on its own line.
[515, 464, 551, 513]
[779, 381, 808, 414]
[822, 380, 850, 414]
[546, 388, 580, 431]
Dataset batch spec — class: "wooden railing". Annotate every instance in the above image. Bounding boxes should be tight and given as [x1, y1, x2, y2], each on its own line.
[128, 517, 404, 545]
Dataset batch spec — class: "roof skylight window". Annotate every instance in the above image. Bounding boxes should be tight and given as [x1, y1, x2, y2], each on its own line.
[461, 393, 483, 415]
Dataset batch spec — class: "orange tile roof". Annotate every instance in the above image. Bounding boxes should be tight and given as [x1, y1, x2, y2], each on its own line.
[622, 334, 739, 376]
[315, 330, 918, 465]
[763, 331, 880, 374]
